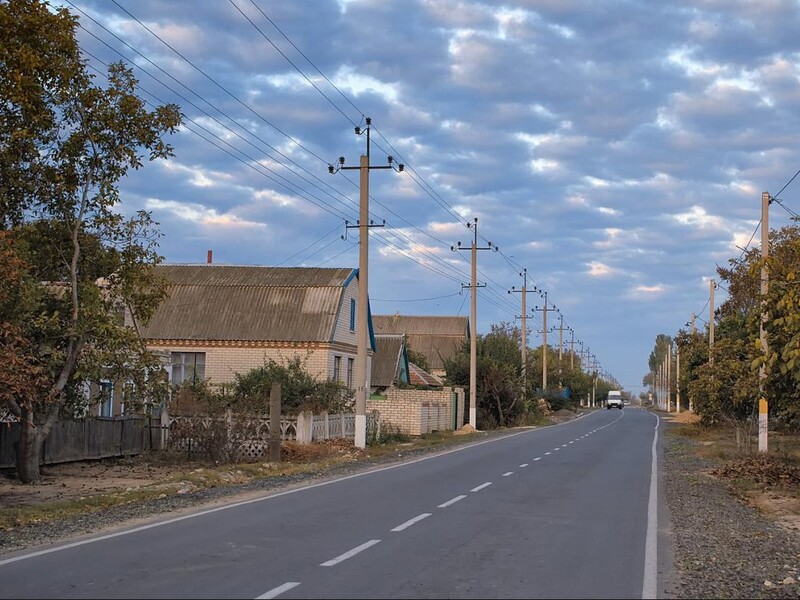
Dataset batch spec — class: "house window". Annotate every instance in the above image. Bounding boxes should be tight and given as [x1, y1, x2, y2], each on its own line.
[333, 355, 342, 382]
[98, 381, 113, 418]
[349, 298, 356, 332]
[347, 357, 354, 390]
[171, 352, 206, 385]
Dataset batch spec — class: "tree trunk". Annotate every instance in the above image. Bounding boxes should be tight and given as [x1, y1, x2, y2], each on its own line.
[17, 409, 44, 483]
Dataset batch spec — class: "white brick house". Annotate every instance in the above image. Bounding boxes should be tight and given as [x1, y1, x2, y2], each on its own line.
[136, 265, 375, 391]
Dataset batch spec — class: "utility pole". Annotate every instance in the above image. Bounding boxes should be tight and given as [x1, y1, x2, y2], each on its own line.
[533, 291, 550, 391]
[558, 313, 564, 388]
[709, 278, 716, 365]
[759, 191, 771, 453]
[676, 343, 681, 414]
[569, 328, 575, 371]
[666, 342, 672, 413]
[453, 218, 496, 429]
[690, 313, 697, 335]
[509, 269, 532, 391]
[329, 117, 402, 449]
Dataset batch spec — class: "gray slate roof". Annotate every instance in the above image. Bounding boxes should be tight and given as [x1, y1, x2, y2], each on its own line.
[371, 335, 405, 388]
[372, 314, 469, 371]
[141, 265, 355, 342]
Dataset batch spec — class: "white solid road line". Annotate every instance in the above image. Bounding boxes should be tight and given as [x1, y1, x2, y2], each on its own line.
[321, 539, 381, 567]
[642, 413, 660, 599]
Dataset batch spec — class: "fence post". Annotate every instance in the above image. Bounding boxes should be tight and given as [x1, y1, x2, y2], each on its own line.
[297, 411, 313, 444]
[160, 408, 169, 450]
[323, 411, 329, 441]
[269, 383, 282, 462]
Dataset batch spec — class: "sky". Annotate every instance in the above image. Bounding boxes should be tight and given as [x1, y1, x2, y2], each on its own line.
[49, 0, 800, 396]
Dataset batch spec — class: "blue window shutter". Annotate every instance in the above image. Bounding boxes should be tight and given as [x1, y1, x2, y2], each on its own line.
[350, 298, 356, 331]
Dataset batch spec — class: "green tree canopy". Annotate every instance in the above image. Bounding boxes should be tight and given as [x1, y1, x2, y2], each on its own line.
[0, 0, 182, 482]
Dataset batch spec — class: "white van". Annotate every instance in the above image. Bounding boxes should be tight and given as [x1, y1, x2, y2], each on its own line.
[607, 390, 623, 410]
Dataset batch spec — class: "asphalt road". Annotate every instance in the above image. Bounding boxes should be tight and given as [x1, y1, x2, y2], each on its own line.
[0, 408, 664, 599]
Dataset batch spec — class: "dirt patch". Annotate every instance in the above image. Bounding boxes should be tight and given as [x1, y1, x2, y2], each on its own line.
[0, 455, 201, 507]
[710, 454, 800, 536]
[454, 424, 477, 435]
[0, 439, 365, 509]
[663, 410, 701, 424]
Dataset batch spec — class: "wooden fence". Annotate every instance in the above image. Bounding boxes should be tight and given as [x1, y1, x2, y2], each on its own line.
[0, 410, 379, 468]
[0, 417, 157, 469]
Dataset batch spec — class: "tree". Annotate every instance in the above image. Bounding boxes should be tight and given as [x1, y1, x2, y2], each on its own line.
[665, 221, 800, 428]
[0, 0, 182, 482]
[444, 321, 554, 428]
[406, 348, 430, 373]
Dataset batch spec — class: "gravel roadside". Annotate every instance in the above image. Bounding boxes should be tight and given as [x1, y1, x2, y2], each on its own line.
[4, 415, 800, 599]
[662, 421, 800, 599]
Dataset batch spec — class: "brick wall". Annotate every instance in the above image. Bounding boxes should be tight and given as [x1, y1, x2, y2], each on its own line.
[367, 387, 463, 436]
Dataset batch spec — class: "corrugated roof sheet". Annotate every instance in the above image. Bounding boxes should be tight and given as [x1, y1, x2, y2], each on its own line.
[408, 362, 443, 387]
[372, 314, 469, 370]
[140, 265, 354, 342]
[371, 335, 404, 387]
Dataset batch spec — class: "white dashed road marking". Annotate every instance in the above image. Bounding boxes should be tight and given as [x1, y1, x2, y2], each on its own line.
[321, 540, 381, 567]
[256, 582, 300, 599]
[391, 513, 432, 532]
[438, 495, 467, 508]
[470, 482, 492, 492]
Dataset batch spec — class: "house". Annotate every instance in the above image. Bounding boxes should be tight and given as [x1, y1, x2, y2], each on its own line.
[372, 314, 469, 379]
[134, 264, 375, 395]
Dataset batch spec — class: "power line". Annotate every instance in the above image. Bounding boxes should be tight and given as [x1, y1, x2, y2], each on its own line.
[230, 0, 360, 127]
[371, 292, 462, 303]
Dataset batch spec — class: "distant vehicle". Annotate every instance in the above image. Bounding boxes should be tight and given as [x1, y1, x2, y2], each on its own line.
[607, 390, 623, 410]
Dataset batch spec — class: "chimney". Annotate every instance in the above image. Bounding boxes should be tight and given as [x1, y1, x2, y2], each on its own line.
[207, 250, 213, 264]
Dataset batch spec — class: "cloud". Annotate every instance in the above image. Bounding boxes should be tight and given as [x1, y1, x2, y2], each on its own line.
[145, 199, 267, 230]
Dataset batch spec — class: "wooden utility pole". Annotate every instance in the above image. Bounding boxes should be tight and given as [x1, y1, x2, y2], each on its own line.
[453, 218, 495, 429]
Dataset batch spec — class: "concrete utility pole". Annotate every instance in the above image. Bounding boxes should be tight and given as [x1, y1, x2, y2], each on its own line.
[569, 328, 575, 371]
[533, 291, 550, 391]
[558, 314, 564, 387]
[759, 190, 771, 453]
[676, 343, 681, 414]
[709, 278, 716, 366]
[509, 269, 532, 390]
[666, 342, 672, 413]
[329, 117, 402, 449]
[453, 218, 496, 429]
